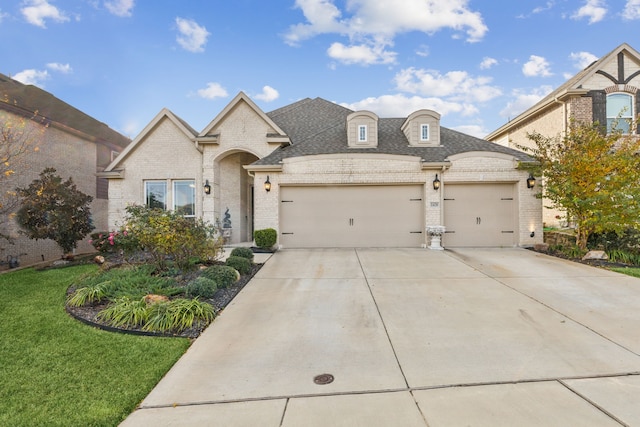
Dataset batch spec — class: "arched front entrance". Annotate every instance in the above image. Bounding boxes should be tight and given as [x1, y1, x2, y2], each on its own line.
[213, 151, 259, 244]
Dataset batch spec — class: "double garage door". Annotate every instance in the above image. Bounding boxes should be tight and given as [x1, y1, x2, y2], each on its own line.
[279, 185, 424, 248]
[278, 183, 518, 248]
[443, 183, 517, 247]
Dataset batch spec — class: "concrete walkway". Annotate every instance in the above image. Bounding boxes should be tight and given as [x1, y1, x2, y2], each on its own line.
[121, 248, 640, 426]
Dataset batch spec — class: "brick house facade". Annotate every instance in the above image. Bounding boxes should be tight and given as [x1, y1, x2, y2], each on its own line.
[0, 73, 130, 267]
[105, 93, 542, 249]
[486, 43, 640, 226]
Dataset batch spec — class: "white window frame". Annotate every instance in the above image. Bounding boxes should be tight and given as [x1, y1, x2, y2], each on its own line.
[358, 125, 367, 142]
[606, 92, 634, 134]
[420, 124, 430, 141]
[172, 180, 196, 217]
[144, 180, 167, 210]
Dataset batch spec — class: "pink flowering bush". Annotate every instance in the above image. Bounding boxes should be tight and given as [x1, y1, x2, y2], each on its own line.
[89, 229, 140, 255]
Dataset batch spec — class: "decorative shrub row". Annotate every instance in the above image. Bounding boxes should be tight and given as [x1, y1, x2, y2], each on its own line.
[225, 256, 252, 275]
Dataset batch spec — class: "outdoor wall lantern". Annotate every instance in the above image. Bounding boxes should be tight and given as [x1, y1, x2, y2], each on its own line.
[433, 174, 441, 190]
[264, 175, 271, 192]
[526, 174, 536, 189]
[204, 180, 211, 195]
[530, 231, 535, 238]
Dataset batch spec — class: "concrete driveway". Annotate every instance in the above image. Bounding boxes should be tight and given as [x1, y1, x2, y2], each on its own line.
[121, 248, 640, 426]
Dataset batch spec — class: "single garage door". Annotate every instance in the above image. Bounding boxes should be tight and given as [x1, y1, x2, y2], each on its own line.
[443, 183, 517, 247]
[280, 185, 424, 248]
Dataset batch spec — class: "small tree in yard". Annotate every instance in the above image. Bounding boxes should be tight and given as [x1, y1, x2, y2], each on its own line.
[0, 107, 47, 245]
[16, 168, 94, 256]
[521, 121, 640, 250]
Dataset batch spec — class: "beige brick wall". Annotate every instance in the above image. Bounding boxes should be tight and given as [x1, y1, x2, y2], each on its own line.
[1, 110, 101, 266]
[253, 152, 542, 248]
[445, 153, 543, 246]
[108, 118, 203, 228]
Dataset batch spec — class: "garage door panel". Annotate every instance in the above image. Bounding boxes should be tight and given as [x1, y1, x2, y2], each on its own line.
[443, 184, 516, 247]
[280, 185, 424, 248]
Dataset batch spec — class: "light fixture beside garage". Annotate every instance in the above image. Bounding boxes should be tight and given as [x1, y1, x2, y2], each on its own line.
[526, 174, 536, 189]
[433, 174, 441, 190]
[204, 179, 211, 195]
[264, 175, 271, 192]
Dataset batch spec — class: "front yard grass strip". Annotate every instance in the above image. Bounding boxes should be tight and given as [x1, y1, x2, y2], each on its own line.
[0, 266, 190, 427]
[609, 266, 640, 278]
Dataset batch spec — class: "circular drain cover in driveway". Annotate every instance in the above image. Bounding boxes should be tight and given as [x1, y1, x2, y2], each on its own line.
[313, 374, 334, 385]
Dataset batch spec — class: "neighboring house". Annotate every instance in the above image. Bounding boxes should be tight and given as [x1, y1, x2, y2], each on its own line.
[0, 73, 131, 267]
[104, 92, 542, 249]
[486, 42, 640, 226]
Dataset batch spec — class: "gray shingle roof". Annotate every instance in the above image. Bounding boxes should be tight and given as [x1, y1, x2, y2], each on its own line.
[0, 73, 130, 149]
[255, 97, 532, 165]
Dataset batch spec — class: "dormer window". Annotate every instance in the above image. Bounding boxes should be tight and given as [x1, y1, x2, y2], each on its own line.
[420, 124, 430, 141]
[402, 109, 441, 146]
[358, 125, 367, 142]
[347, 111, 378, 148]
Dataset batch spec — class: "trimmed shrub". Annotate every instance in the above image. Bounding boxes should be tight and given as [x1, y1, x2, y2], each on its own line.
[225, 256, 252, 275]
[201, 265, 240, 288]
[254, 228, 277, 249]
[123, 204, 224, 271]
[185, 277, 218, 299]
[230, 247, 254, 261]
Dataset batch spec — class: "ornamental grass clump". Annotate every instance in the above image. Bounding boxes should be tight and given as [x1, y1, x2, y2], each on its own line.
[97, 297, 149, 328]
[144, 298, 215, 333]
[97, 296, 215, 333]
[67, 265, 182, 306]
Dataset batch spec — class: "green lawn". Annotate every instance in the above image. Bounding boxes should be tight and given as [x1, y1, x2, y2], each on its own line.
[610, 266, 640, 278]
[0, 265, 190, 427]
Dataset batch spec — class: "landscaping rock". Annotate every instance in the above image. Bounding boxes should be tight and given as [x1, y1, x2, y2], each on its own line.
[582, 250, 608, 261]
[144, 294, 169, 305]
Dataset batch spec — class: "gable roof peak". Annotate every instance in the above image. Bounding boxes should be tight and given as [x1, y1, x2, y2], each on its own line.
[199, 91, 287, 137]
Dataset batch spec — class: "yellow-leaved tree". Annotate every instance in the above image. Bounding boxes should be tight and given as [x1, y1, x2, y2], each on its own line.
[521, 121, 640, 250]
[0, 99, 47, 245]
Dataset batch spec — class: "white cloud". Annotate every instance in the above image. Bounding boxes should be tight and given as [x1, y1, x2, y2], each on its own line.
[12, 69, 50, 87]
[0, 9, 8, 23]
[569, 51, 598, 69]
[254, 86, 280, 102]
[285, 0, 488, 65]
[394, 68, 502, 103]
[340, 94, 478, 118]
[327, 42, 396, 65]
[479, 57, 497, 70]
[105, 0, 134, 17]
[622, 0, 640, 20]
[522, 55, 553, 77]
[196, 82, 228, 99]
[499, 85, 553, 119]
[175, 17, 210, 53]
[21, 0, 69, 28]
[571, 0, 607, 24]
[46, 62, 72, 73]
[415, 45, 429, 57]
[452, 124, 487, 139]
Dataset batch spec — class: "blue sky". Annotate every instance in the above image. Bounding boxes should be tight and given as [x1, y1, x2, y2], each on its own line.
[1, 0, 639, 139]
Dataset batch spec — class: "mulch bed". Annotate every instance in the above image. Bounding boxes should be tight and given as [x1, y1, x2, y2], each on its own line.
[62, 254, 263, 339]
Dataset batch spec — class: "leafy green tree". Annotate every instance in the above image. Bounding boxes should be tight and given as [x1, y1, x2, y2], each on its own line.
[521, 122, 640, 249]
[16, 168, 94, 255]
